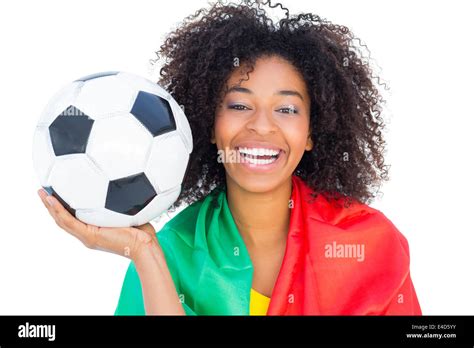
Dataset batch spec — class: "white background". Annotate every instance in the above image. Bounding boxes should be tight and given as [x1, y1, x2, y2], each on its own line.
[0, 0, 472, 315]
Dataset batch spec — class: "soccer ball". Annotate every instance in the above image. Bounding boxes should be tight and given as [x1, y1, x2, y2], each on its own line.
[33, 71, 193, 227]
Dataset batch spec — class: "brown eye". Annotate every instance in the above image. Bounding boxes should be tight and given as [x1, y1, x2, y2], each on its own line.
[228, 104, 250, 111]
[278, 106, 299, 114]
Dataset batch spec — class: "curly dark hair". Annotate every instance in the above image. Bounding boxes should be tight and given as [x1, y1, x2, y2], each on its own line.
[156, 0, 390, 209]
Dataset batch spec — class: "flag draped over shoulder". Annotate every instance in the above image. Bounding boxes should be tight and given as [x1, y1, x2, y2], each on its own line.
[115, 175, 421, 315]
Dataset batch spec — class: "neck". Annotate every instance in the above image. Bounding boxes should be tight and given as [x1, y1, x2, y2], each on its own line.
[225, 175, 292, 249]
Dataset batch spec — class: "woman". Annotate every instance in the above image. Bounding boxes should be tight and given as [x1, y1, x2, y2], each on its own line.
[38, 0, 421, 315]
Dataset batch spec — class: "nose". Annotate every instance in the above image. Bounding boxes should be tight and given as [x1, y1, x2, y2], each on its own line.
[246, 107, 278, 135]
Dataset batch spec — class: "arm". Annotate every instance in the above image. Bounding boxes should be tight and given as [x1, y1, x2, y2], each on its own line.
[383, 272, 422, 315]
[133, 239, 186, 315]
[38, 188, 185, 315]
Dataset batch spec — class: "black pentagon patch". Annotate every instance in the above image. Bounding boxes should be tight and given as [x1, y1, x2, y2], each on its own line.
[43, 186, 76, 217]
[74, 71, 119, 82]
[49, 106, 94, 156]
[105, 173, 157, 216]
[130, 91, 176, 137]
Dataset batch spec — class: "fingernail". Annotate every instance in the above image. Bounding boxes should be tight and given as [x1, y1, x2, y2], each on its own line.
[46, 196, 54, 207]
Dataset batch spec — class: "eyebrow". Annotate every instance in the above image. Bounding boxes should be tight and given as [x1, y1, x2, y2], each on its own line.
[226, 86, 305, 101]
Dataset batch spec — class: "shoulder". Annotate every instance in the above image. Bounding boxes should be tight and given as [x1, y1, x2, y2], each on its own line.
[302, 191, 414, 311]
[156, 188, 223, 250]
[294, 175, 410, 253]
[293, 176, 412, 271]
[307, 194, 412, 286]
[321, 198, 409, 253]
[156, 200, 201, 249]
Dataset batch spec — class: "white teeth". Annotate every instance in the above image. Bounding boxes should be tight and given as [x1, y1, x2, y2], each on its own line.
[238, 147, 280, 156]
[245, 156, 277, 165]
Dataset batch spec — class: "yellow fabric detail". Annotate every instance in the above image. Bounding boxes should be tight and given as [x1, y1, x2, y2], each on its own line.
[249, 288, 271, 315]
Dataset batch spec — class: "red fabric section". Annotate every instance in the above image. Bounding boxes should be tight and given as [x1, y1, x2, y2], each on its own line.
[267, 175, 422, 315]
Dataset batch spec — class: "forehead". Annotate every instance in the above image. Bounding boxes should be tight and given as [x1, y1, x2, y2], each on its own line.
[226, 55, 308, 94]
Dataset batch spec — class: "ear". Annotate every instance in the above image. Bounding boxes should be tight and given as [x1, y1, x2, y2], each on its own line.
[305, 133, 313, 151]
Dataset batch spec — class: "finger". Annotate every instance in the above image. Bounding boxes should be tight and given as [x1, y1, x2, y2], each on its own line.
[37, 188, 48, 199]
[38, 189, 65, 226]
[40, 192, 87, 237]
[37, 189, 52, 210]
[38, 189, 60, 220]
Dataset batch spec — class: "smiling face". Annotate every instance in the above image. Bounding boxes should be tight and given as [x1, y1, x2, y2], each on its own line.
[213, 55, 313, 193]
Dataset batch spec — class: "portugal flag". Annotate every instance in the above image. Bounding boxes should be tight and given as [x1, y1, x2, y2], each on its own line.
[115, 175, 421, 315]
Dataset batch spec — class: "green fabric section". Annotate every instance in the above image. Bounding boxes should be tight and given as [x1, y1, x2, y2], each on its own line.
[114, 189, 254, 315]
[114, 261, 144, 315]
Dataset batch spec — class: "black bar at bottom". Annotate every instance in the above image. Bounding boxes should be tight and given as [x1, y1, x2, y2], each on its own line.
[0, 315, 473, 346]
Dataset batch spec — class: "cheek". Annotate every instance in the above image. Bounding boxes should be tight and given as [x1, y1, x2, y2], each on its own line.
[214, 114, 240, 148]
[282, 118, 310, 154]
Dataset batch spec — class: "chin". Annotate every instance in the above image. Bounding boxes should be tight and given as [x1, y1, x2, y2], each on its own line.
[227, 171, 290, 194]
